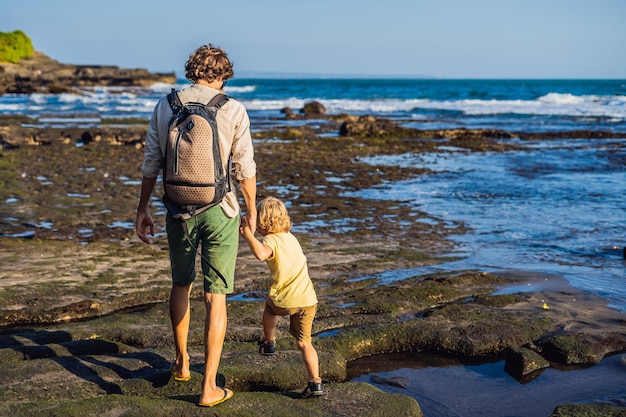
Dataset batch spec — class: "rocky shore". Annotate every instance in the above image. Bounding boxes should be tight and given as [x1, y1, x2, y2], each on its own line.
[1, 110, 626, 416]
[0, 51, 176, 94]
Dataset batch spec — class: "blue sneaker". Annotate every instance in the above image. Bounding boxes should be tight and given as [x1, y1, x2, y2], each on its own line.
[259, 341, 275, 356]
[301, 381, 323, 398]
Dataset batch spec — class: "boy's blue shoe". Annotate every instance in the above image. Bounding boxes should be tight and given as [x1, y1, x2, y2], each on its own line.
[301, 381, 323, 398]
[259, 341, 275, 356]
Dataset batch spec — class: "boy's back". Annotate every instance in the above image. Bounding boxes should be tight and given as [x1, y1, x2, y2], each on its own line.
[263, 232, 317, 309]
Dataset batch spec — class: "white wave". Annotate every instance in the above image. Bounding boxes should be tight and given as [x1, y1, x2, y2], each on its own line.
[241, 98, 307, 111]
[0, 103, 22, 111]
[2, 87, 625, 123]
[538, 92, 585, 105]
[444, 94, 626, 119]
[240, 98, 426, 113]
[224, 85, 256, 93]
[29, 93, 54, 104]
[149, 82, 182, 92]
[240, 94, 626, 120]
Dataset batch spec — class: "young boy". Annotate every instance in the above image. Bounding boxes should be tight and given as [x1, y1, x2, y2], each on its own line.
[239, 197, 323, 398]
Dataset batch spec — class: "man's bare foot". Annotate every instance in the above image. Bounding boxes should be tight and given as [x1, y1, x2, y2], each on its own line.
[170, 354, 191, 381]
[199, 387, 233, 407]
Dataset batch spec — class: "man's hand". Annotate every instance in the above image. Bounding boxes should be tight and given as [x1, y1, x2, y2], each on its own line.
[136, 176, 158, 244]
[136, 209, 155, 244]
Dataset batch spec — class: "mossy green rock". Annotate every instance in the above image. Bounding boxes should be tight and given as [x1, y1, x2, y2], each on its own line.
[0, 383, 422, 417]
[550, 404, 626, 417]
[504, 346, 550, 379]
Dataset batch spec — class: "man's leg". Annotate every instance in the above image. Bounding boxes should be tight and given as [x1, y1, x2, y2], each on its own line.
[199, 292, 228, 405]
[195, 206, 238, 404]
[166, 213, 198, 379]
[170, 283, 192, 379]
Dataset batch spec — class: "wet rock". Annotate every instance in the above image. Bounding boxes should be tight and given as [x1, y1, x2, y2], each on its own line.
[220, 350, 347, 392]
[0, 124, 148, 148]
[371, 373, 411, 389]
[339, 115, 398, 137]
[0, 338, 131, 362]
[0, 382, 424, 417]
[301, 100, 326, 117]
[280, 107, 298, 119]
[519, 130, 626, 140]
[550, 403, 626, 417]
[536, 333, 626, 365]
[338, 116, 521, 151]
[504, 346, 550, 379]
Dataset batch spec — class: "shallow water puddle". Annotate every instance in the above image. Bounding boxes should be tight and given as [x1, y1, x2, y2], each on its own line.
[350, 351, 626, 417]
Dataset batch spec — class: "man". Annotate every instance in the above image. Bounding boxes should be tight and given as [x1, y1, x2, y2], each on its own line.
[135, 44, 256, 407]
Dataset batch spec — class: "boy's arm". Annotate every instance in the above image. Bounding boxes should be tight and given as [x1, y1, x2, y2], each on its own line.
[240, 220, 273, 261]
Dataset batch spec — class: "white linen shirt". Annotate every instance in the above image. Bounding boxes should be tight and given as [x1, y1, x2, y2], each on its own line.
[141, 83, 256, 218]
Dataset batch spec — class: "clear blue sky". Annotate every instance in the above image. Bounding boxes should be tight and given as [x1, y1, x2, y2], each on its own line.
[2, 0, 625, 79]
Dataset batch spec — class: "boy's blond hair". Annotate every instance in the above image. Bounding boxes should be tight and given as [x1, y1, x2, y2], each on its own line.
[257, 197, 291, 234]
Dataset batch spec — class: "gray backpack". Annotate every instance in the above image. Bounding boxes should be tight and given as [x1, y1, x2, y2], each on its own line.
[163, 90, 231, 219]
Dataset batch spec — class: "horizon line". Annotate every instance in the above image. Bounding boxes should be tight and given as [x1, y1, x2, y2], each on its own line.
[170, 70, 626, 81]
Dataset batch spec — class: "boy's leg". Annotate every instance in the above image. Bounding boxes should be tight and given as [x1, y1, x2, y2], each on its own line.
[262, 304, 280, 343]
[291, 305, 321, 383]
[297, 340, 321, 383]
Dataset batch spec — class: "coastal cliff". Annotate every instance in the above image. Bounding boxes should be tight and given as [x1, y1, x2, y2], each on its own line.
[0, 51, 176, 94]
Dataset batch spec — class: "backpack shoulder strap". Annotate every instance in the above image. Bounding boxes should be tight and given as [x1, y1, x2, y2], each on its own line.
[206, 93, 230, 110]
[166, 89, 184, 112]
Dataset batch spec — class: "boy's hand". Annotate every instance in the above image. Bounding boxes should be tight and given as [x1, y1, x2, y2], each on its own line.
[239, 215, 251, 236]
[242, 210, 256, 237]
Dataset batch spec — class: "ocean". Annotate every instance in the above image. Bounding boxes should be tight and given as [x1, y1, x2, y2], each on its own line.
[1, 78, 626, 133]
[2, 78, 625, 415]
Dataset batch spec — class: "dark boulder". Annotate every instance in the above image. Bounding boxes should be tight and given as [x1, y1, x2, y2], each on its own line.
[339, 115, 398, 137]
[301, 101, 326, 117]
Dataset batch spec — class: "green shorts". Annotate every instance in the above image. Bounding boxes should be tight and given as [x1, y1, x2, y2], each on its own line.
[166, 205, 239, 294]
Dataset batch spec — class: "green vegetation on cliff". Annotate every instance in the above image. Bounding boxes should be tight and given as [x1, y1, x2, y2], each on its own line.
[0, 30, 34, 64]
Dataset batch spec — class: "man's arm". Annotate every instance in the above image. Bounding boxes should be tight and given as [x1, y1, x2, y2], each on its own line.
[239, 175, 257, 234]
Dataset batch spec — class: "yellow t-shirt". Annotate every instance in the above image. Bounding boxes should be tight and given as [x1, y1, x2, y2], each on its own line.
[262, 232, 318, 308]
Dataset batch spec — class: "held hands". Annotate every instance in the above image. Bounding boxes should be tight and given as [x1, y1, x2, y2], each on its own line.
[239, 212, 256, 237]
[239, 211, 271, 261]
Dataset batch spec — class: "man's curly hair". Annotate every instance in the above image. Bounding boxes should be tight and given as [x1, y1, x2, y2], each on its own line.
[185, 44, 234, 84]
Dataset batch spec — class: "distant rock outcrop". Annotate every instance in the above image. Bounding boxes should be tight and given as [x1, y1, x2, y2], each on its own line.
[0, 51, 176, 94]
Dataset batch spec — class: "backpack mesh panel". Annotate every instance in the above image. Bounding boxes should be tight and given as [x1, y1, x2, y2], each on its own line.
[164, 105, 225, 206]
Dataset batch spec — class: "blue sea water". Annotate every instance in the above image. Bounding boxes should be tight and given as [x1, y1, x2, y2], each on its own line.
[2, 79, 625, 416]
[1, 78, 625, 133]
